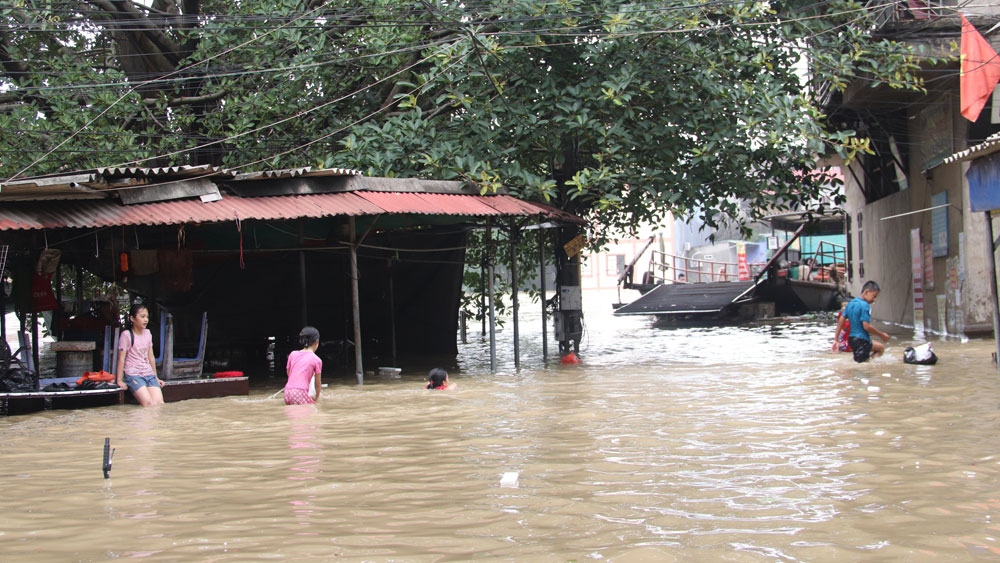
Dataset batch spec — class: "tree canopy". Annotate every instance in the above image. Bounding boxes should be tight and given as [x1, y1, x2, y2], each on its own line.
[1, 0, 928, 238]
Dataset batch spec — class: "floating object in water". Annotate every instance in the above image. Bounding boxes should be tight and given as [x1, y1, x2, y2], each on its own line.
[102, 437, 114, 479]
[904, 343, 938, 365]
[561, 353, 581, 364]
[882, 373, 891, 377]
[867, 386, 880, 392]
[378, 367, 402, 377]
[500, 471, 519, 488]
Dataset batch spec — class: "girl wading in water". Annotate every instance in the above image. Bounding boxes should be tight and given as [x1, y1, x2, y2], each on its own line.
[284, 326, 323, 405]
[115, 303, 165, 407]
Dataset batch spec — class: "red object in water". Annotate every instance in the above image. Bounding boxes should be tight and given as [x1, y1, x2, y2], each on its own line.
[213, 371, 244, 378]
[561, 353, 581, 364]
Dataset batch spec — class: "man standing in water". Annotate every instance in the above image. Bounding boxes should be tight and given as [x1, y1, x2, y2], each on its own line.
[838, 280, 891, 362]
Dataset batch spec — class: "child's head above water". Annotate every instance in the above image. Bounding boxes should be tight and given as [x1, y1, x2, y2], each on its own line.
[427, 368, 448, 389]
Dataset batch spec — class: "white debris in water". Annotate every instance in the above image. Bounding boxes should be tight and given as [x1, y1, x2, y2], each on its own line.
[867, 386, 880, 392]
[882, 373, 891, 377]
[500, 472, 519, 488]
[861, 378, 869, 385]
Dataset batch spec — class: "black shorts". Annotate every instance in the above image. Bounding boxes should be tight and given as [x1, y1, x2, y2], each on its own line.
[848, 337, 872, 363]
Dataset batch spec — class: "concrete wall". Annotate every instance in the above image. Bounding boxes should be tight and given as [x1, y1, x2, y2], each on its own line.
[843, 167, 913, 325]
[841, 90, 997, 336]
[961, 162, 997, 334]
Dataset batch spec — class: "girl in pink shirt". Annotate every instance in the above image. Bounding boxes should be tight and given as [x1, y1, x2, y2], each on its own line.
[115, 303, 164, 407]
[285, 326, 323, 405]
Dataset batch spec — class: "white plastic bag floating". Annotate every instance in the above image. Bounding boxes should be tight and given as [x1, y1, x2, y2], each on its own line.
[903, 343, 938, 365]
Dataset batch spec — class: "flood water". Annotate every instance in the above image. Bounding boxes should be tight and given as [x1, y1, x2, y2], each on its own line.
[4, 290, 1000, 561]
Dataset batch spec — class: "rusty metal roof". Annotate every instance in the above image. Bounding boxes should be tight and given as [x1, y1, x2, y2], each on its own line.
[0, 191, 583, 231]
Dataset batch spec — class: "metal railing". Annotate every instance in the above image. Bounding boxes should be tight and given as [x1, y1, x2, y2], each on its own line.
[640, 239, 848, 286]
[799, 240, 847, 283]
[646, 249, 764, 284]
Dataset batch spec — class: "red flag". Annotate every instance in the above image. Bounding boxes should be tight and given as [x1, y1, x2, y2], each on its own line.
[961, 16, 1000, 122]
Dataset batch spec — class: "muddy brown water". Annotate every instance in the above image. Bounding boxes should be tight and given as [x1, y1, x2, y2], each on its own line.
[3, 291, 1000, 561]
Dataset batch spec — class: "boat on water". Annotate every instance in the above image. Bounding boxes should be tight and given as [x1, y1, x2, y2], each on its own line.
[614, 211, 847, 324]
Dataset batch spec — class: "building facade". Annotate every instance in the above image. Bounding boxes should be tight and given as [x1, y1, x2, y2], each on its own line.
[830, 5, 1000, 335]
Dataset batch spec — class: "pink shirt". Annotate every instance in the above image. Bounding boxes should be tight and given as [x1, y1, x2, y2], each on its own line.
[286, 349, 322, 390]
[119, 328, 156, 376]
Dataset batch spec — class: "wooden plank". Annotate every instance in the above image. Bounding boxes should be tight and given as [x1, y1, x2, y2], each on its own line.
[127, 377, 249, 404]
[0, 388, 123, 416]
[119, 178, 221, 205]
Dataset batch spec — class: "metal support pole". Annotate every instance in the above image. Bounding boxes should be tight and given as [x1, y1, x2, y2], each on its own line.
[480, 257, 487, 337]
[75, 264, 83, 310]
[486, 221, 497, 373]
[539, 229, 548, 362]
[350, 217, 364, 384]
[54, 264, 62, 339]
[0, 267, 6, 341]
[297, 220, 307, 327]
[510, 221, 520, 370]
[986, 212, 1000, 371]
[163, 313, 174, 380]
[387, 259, 397, 361]
[460, 310, 467, 343]
[31, 312, 39, 388]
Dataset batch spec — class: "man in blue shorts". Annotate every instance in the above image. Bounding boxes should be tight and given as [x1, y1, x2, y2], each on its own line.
[839, 280, 891, 362]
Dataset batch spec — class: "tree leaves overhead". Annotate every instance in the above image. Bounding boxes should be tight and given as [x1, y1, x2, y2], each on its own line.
[1, 0, 927, 237]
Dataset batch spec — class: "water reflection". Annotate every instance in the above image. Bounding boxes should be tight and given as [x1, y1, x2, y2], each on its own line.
[284, 405, 322, 539]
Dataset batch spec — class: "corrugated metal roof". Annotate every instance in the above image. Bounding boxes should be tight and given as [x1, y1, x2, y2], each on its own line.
[2, 172, 101, 189]
[0, 166, 236, 201]
[0, 191, 583, 231]
[233, 167, 362, 181]
[355, 191, 498, 215]
[940, 131, 1000, 166]
[95, 165, 231, 178]
[489, 196, 585, 224]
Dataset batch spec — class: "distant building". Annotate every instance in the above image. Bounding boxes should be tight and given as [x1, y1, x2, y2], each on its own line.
[580, 218, 675, 291]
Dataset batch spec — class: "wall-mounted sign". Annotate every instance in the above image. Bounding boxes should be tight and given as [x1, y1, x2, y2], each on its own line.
[563, 234, 586, 259]
[931, 192, 949, 257]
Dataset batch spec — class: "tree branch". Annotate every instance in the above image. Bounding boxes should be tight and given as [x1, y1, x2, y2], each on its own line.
[142, 90, 226, 106]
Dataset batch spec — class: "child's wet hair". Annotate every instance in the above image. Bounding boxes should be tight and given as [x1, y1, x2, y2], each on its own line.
[427, 368, 448, 389]
[298, 326, 320, 348]
[861, 280, 880, 294]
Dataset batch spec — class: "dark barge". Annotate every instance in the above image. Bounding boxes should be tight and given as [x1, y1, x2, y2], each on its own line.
[614, 211, 847, 323]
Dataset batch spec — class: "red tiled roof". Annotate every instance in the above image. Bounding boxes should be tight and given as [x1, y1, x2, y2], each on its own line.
[0, 191, 583, 231]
